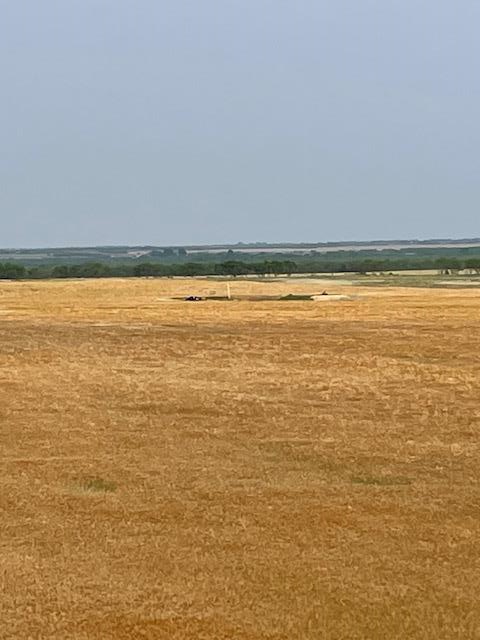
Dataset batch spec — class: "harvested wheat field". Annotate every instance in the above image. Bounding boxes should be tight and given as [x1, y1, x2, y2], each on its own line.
[1, 277, 480, 639]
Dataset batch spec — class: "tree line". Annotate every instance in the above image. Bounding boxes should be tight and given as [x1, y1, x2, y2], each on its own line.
[0, 256, 480, 280]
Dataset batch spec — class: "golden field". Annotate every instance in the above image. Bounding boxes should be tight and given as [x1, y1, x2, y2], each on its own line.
[1, 277, 480, 639]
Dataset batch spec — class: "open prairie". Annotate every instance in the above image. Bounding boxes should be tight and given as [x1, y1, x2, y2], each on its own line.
[1, 277, 480, 639]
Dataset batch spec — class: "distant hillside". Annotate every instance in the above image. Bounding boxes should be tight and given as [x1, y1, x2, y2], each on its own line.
[1, 238, 480, 266]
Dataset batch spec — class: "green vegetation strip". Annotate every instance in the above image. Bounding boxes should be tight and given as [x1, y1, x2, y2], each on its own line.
[1, 253, 480, 280]
[280, 294, 313, 300]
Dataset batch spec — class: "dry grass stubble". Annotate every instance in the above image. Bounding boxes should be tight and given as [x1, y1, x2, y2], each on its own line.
[1, 278, 480, 638]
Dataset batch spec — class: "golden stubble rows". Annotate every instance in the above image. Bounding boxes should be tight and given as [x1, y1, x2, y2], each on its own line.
[1, 278, 480, 639]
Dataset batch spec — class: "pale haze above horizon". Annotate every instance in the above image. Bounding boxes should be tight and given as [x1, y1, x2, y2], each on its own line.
[1, 1, 479, 248]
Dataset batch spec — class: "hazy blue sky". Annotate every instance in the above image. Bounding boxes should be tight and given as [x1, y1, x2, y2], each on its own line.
[1, 1, 479, 247]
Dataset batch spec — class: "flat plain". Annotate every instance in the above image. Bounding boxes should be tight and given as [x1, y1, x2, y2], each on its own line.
[1, 277, 480, 639]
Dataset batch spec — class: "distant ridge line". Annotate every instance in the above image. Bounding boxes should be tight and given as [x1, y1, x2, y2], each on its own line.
[1, 237, 480, 252]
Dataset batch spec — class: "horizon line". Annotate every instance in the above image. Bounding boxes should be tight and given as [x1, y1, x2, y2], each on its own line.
[1, 236, 480, 252]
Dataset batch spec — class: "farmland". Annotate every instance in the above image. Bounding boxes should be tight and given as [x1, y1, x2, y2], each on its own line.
[1, 277, 480, 639]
